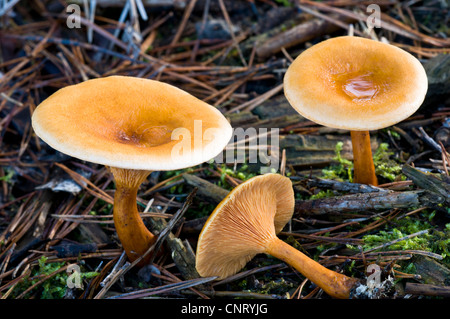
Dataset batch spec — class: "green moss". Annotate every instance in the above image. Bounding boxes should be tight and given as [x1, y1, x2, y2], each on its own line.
[321, 141, 404, 183]
[218, 163, 256, 189]
[429, 228, 450, 262]
[372, 143, 404, 182]
[321, 141, 353, 182]
[274, 0, 293, 7]
[309, 189, 335, 200]
[360, 217, 428, 250]
[0, 167, 15, 184]
[237, 274, 294, 296]
[259, 278, 294, 295]
[362, 228, 429, 251]
[353, 215, 450, 267]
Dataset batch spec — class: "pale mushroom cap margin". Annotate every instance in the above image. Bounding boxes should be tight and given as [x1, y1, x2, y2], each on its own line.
[32, 76, 233, 171]
[196, 173, 295, 279]
[284, 36, 428, 131]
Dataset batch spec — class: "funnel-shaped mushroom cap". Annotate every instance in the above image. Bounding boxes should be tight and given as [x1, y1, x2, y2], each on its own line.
[32, 76, 232, 171]
[196, 173, 295, 279]
[284, 36, 428, 131]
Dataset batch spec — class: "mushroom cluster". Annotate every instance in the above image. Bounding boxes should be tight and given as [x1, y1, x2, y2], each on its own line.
[284, 36, 428, 185]
[32, 75, 232, 266]
[196, 173, 359, 299]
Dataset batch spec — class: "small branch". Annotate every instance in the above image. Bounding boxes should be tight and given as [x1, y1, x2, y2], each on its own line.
[0, 0, 21, 17]
[302, 177, 388, 194]
[167, 0, 198, 54]
[402, 165, 450, 205]
[416, 127, 443, 153]
[16, 265, 70, 299]
[66, 0, 187, 9]
[182, 173, 229, 204]
[256, 12, 355, 58]
[405, 282, 450, 298]
[294, 190, 443, 216]
[107, 276, 217, 299]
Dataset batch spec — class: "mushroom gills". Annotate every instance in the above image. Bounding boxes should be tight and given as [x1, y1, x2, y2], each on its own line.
[195, 173, 359, 299]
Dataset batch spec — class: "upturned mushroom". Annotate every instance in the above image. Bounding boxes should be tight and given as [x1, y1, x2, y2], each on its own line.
[284, 36, 428, 185]
[196, 173, 359, 299]
[32, 75, 232, 265]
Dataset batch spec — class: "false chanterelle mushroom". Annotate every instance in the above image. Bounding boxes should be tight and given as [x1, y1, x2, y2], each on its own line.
[32, 75, 232, 266]
[284, 36, 428, 185]
[196, 173, 359, 299]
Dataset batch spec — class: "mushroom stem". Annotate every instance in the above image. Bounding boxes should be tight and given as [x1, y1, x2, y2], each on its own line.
[109, 167, 156, 266]
[350, 130, 378, 186]
[266, 238, 359, 299]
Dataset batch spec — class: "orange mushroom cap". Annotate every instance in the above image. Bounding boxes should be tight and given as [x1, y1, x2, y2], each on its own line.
[32, 75, 232, 170]
[196, 173, 295, 279]
[284, 36, 428, 131]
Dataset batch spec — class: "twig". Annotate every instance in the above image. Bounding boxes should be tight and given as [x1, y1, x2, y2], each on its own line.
[374, 249, 443, 260]
[167, 0, 198, 55]
[66, 0, 186, 9]
[183, 289, 279, 299]
[0, 33, 158, 67]
[226, 83, 283, 113]
[107, 276, 217, 299]
[438, 141, 450, 176]
[85, 0, 97, 43]
[94, 260, 130, 299]
[182, 174, 229, 204]
[0, 0, 20, 17]
[294, 190, 442, 216]
[212, 263, 286, 287]
[99, 251, 127, 288]
[135, 0, 148, 21]
[296, 4, 364, 37]
[416, 127, 442, 153]
[15, 264, 70, 299]
[402, 164, 450, 205]
[54, 162, 114, 204]
[257, 9, 357, 58]
[0, 243, 16, 286]
[301, 176, 389, 194]
[299, 0, 450, 47]
[405, 282, 450, 298]
[190, 0, 210, 62]
[217, 0, 247, 66]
